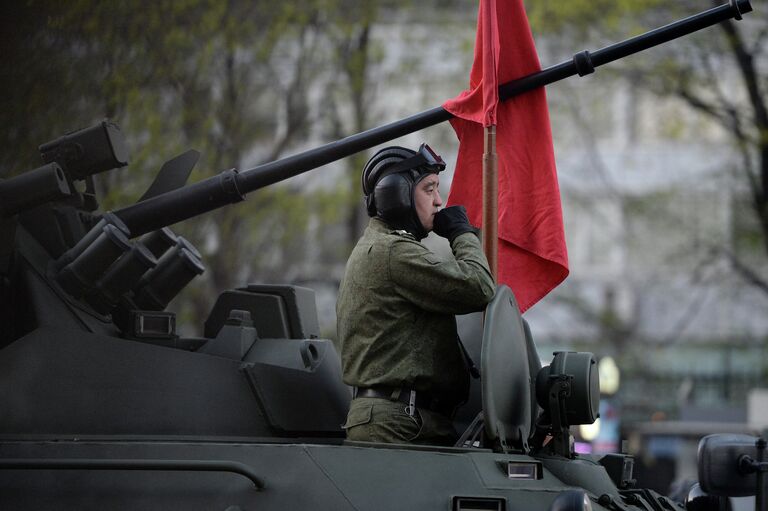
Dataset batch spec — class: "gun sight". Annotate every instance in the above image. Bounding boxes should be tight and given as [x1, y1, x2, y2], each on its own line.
[39, 120, 129, 180]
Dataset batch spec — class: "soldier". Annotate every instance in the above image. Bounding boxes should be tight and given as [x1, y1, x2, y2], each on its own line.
[336, 144, 495, 446]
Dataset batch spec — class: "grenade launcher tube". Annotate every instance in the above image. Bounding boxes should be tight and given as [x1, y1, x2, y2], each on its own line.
[115, 0, 751, 237]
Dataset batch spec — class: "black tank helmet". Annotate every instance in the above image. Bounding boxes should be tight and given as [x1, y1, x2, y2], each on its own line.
[362, 143, 446, 240]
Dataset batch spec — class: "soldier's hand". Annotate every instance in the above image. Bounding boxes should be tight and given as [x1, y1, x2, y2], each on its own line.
[433, 205, 478, 243]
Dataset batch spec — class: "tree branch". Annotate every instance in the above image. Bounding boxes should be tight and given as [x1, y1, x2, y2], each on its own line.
[264, 18, 320, 163]
[718, 19, 768, 211]
[719, 246, 768, 294]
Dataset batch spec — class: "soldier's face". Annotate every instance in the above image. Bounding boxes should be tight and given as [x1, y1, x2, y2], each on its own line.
[414, 174, 442, 231]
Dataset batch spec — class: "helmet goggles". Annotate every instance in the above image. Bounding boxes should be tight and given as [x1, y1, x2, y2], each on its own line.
[384, 143, 446, 176]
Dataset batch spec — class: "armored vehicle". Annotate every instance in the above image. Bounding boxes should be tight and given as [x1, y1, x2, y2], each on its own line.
[0, 1, 764, 510]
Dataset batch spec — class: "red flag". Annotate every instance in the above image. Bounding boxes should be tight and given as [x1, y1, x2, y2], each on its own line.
[443, 0, 568, 312]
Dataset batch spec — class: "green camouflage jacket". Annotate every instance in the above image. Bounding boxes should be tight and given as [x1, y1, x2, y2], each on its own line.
[335, 217, 495, 402]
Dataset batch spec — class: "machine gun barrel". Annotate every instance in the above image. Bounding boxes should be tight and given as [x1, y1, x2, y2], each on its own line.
[115, 0, 752, 237]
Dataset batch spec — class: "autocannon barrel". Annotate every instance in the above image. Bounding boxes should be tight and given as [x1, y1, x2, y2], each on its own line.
[114, 0, 752, 237]
[497, 0, 753, 100]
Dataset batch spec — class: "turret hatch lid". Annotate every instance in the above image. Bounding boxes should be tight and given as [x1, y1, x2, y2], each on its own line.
[481, 285, 533, 451]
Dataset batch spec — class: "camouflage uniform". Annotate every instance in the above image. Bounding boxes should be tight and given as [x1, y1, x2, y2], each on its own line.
[336, 217, 495, 445]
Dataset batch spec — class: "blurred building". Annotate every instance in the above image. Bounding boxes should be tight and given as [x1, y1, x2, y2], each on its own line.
[528, 72, 768, 423]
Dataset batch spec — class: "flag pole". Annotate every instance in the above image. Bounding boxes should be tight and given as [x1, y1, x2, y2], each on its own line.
[482, 125, 498, 280]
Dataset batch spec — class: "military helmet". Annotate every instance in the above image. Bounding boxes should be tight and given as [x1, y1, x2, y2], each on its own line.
[361, 144, 446, 238]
